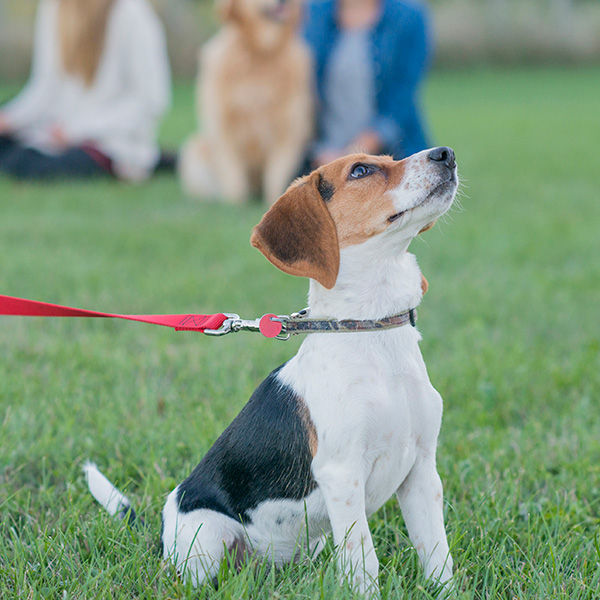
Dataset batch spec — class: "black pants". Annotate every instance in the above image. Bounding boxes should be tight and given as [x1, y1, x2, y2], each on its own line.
[0, 134, 110, 181]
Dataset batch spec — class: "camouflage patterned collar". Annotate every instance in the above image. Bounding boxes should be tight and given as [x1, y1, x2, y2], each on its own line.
[209, 307, 419, 340]
[281, 307, 417, 338]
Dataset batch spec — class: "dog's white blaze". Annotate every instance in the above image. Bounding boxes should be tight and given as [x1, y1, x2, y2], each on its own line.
[385, 149, 458, 238]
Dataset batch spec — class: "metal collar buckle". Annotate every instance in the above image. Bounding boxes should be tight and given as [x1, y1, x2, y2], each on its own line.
[203, 313, 291, 340]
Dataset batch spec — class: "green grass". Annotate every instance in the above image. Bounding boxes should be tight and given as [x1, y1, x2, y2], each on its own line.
[1, 67, 599, 599]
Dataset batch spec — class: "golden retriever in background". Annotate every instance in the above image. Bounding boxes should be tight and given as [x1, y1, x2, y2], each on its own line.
[179, 0, 313, 205]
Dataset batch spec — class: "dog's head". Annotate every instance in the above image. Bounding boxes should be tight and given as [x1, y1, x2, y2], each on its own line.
[251, 148, 458, 289]
[217, 0, 301, 51]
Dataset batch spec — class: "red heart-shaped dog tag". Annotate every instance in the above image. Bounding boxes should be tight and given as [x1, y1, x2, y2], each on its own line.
[259, 314, 283, 338]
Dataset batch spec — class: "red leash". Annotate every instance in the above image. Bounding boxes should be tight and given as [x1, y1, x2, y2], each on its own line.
[0, 294, 228, 333]
[0, 294, 420, 340]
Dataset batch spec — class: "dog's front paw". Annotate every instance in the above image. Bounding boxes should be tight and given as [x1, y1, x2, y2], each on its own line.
[357, 578, 380, 599]
[425, 554, 454, 597]
[432, 576, 456, 599]
[346, 573, 380, 599]
[340, 550, 380, 598]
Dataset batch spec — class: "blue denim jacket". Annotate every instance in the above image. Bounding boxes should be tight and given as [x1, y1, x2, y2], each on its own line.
[303, 0, 432, 158]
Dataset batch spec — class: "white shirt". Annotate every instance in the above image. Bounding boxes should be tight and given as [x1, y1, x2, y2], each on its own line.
[2, 0, 171, 181]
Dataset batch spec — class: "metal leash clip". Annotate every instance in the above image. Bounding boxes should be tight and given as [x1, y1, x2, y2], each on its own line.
[202, 313, 241, 336]
[203, 311, 301, 340]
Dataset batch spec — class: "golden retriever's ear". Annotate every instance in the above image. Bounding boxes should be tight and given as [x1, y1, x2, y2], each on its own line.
[251, 174, 340, 289]
[216, 0, 237, 22]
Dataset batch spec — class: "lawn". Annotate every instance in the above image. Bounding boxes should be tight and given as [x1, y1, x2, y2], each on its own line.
[1, 67, 599, 599]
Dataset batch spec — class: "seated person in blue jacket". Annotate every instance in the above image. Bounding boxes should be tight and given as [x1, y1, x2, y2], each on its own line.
[0, 0, 171, 182]
[303, 0, 431, 168]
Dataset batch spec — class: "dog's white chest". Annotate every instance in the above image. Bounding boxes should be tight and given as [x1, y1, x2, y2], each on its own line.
[361, 367, 437, 514]
[281, 327, 442, 515]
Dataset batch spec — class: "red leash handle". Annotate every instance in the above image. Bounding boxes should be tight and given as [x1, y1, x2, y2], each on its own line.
[0, 294, 228, 333]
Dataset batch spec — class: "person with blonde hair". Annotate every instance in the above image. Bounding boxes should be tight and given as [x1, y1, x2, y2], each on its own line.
[0, 0, 171, 182]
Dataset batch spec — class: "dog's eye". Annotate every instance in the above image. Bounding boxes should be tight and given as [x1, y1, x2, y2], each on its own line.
[349, 163, 377, 180]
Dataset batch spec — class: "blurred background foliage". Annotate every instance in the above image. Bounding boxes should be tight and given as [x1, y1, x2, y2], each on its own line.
[1, 0, 599, 80]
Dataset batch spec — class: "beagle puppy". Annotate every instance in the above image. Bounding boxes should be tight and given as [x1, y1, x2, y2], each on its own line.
[87, 147, 458, 595]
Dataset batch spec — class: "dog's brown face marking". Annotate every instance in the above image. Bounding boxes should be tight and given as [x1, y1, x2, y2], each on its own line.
[251, 154, 409, 288]
[251, 152, 453, 288]
[317, 154, 407, 248]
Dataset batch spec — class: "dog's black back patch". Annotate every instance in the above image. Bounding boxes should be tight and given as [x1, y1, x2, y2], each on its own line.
[177, 365, 317, 521]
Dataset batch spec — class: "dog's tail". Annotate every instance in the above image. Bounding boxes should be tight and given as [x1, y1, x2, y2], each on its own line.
[83, 461, 138, 525]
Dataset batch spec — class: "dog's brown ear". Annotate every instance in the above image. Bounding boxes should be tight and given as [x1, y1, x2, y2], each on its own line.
[251, 174, 340, 289]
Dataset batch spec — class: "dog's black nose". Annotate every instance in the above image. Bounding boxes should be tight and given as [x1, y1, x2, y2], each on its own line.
[428, 147, 456, 169]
